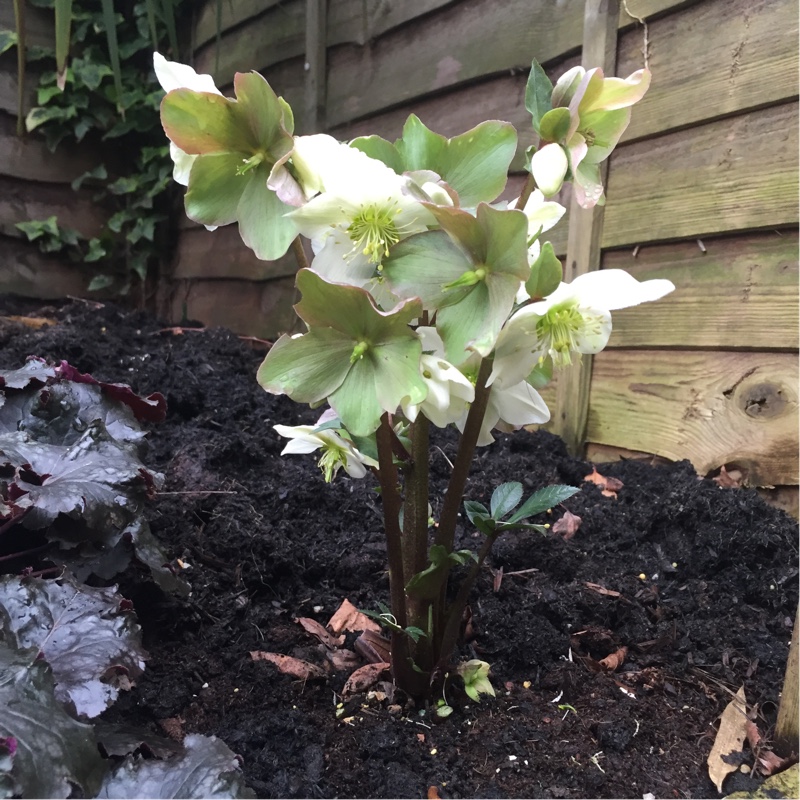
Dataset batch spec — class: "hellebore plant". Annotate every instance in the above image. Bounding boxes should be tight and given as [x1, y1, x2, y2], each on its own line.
[156, 53, 674, 701]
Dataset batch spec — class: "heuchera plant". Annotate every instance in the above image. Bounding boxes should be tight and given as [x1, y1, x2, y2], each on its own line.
[155, 54, 674, 701]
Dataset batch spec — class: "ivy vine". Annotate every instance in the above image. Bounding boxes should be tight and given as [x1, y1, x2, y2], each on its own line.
[8, 0, 184, 297]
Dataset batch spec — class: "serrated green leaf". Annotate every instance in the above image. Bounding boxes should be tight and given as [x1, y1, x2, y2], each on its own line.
[490, 481, 523, 519]
[506, 484, 581, 524]
[525, 59, 554, 135]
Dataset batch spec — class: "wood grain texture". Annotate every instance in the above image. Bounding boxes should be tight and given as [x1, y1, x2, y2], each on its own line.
[0, 2, 54, 48]
[604, 230, 799, 349]
[0, 237, 88, 297]
[619, 0, 799, 142]
[0, 174, 107, 239]
[603, 101, 799, 247]
[173, 226, 299, 281]
[587, 349, 799, 486]
[168, 276, 298, 339]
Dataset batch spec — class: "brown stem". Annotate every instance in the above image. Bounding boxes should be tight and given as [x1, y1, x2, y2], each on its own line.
[514, 171, 537, 211]
[437, 535, 495, 665]
[291, 236, 310, 271]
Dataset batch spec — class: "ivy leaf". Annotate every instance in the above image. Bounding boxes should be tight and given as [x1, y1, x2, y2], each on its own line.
[0, 574, 147, 718]
[490, 481, 523, 519]
[506, 485, 581, 524]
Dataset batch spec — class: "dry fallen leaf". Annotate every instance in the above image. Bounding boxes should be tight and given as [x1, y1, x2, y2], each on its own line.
[583, 467, 623, 498]
[552, 510, 582, 539]
[342, 662, 390, 696]
[707, 685, 749, 792]
[745, 719, 795, 777]
[427, 787, 442, 799]
[295, 616, 344, 648]
[492, 565, 504, 593]
[0, 315, 56, 329]
[327, 598, 381, 635]
[249, 651, 326, 680]
[599, 646, 628, 672]
[712, 465, 744, 488]
[584, 582, 622, 598]
[325, 648, 361, 672]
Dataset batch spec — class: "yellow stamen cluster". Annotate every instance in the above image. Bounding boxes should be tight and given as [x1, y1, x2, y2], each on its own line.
[536, 303, 586, 367]
[347, 203, 401, 263]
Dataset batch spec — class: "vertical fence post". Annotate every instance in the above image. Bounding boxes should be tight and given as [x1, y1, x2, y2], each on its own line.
[304, 0, 327, 133]
[775, 607, 799, 756]
[552, 0, 620, 454]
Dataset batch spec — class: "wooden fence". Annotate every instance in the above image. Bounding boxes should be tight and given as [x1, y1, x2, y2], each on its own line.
[3, 0, 798, 512]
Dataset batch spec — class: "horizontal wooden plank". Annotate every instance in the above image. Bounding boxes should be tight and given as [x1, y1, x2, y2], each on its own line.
[173, 225, 299, 281]
[604, 230, 799, 349]
[0, 3, 54, 48]
[757, 486, 799, 519]
[193, 0, 461, 74]
[587, 349, 798, 486]
[0, 54, 39, 116]
[0, 112, 103, 183]
[619, 0, 799, 142]
[0, 174, 107, 239]
[0, 236, 88, 298]
[604, 101, 799, 247]
[168, 276, 298, 340]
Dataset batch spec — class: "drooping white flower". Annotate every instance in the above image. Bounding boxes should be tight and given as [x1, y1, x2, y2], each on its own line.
[287, 135, 434, 282]
[490, 268, 675, 385]
[401, 328, 474, 428]
[273, 423, 377, 482]
[152, 53, 222, 187]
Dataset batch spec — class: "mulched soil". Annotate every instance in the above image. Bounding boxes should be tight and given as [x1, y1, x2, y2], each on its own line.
[1, 297, 797, 799]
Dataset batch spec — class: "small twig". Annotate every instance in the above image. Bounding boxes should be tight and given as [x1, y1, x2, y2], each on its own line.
[66, 295, 105, 309]
[0, 544, 50, 563]
[621, 0, 650, 70]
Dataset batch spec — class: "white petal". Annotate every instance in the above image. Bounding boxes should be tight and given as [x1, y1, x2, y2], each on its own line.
[520, 189, 567, 235]
[492, 381, 551, 428]
[570, 269, 675, 310]
[169, 143, 195, 186]
[309, 235, 376, 287]
[530, 144, 569, 197]
[153, 52, 221, 95]
[573, 308, 612, 354]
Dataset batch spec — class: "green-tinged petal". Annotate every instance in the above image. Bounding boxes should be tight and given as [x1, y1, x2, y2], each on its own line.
[350, 135, 404, 173]
[161, 89, 255, 155]
[257, 329, 353, 402]
[370, 338, 427, 413]
[294, 269, 422, 340]
[437, 120, 517, 205]
[538, 107, 572, 143]
[279, 97, 294, 135]
[581, 108, 631, 164]
[526, 241, 563, 299]
[423, 205, 486, 264]
[479, 204, 530, 280]
[583, 69, 651, 113]
[397, 114, 447, 173]
[237, 163, 297, 260]
[572, 160, 604, 208]
[436, 273, 519, 363]
[530, 143, 569, 196]
[551, 66, 584, 108]
[234, 71, 286, 150]
[185, 152, 249, 226]
[328, 357, 383, 436]
[382, 230, 473, 309]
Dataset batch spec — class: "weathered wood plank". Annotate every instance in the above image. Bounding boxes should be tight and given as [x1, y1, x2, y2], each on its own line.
[0, 54, 39, 116]
[173, 226, 299, 281]
[0, 112, 102, 183]
[604, 101, 799, 247]
[552, 0, 620, 455]
[0, 236, 88, 297]
[0, 174, 107, 239]
[304, 0, 327, 134]
[168, 277, 298, 339]
[587, 349, 799, 486]
[0, 2, 54, 48]
[604, 230, 799, 350]
[619, 0, 799, 142]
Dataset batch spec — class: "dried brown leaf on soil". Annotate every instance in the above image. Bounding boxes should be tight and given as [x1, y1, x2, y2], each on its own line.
[0, 315, 56, 329]
[428, 787, 442, 799]
[325, 648, 362, 671]
[327, 598, 381, 634]
[583, 467, 623, 498]
[552, 510, 582, 539]
[598, 646, 628, 672]
[584, 582, 622, 598]
[492, 565, 503, 592]
[294, 616, 345, 648]
[745, 719, 795, 777]
[342, 662, 390, 696]
[249, 651, 326, 680]
[707, 685, 749, 792]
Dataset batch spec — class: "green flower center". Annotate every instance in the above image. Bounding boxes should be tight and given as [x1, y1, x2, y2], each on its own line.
[350, 340, 370, 363]
[236, 151, 266, 176]
[318, 442, 347, 483]
[347, 203, 401, 264]
[535, 302, 586, 367]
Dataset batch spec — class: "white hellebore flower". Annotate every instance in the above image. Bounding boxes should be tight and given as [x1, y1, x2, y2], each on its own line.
[152, 52, 222, 187]
[273, 424, 377, 483]
[402, 328, 474, 428]
[287, 134, 434, 286]
[491, 269, 676, 386]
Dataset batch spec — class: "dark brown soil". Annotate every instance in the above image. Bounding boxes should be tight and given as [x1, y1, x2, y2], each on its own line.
[1, 298, 797, 799]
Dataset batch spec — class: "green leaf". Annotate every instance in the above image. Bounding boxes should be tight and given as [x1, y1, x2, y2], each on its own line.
[506, 484, 581, 524]
[184, 152, 248, 227]
[405, 544, 472, 599]
[526, 241, 563, 300]
[538, 107, 572, 142]
[87, 274, 115, 291]
[84, 238, 107, 262]
[349, 135, 404, 173]
[525, 58, 554, 135]
[396, 114, 446, 172]
[0, 30, 17, 55]
[490, 481, 523, 519]
[71, 163, 107, 191]
[464, 501, 495, 536]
